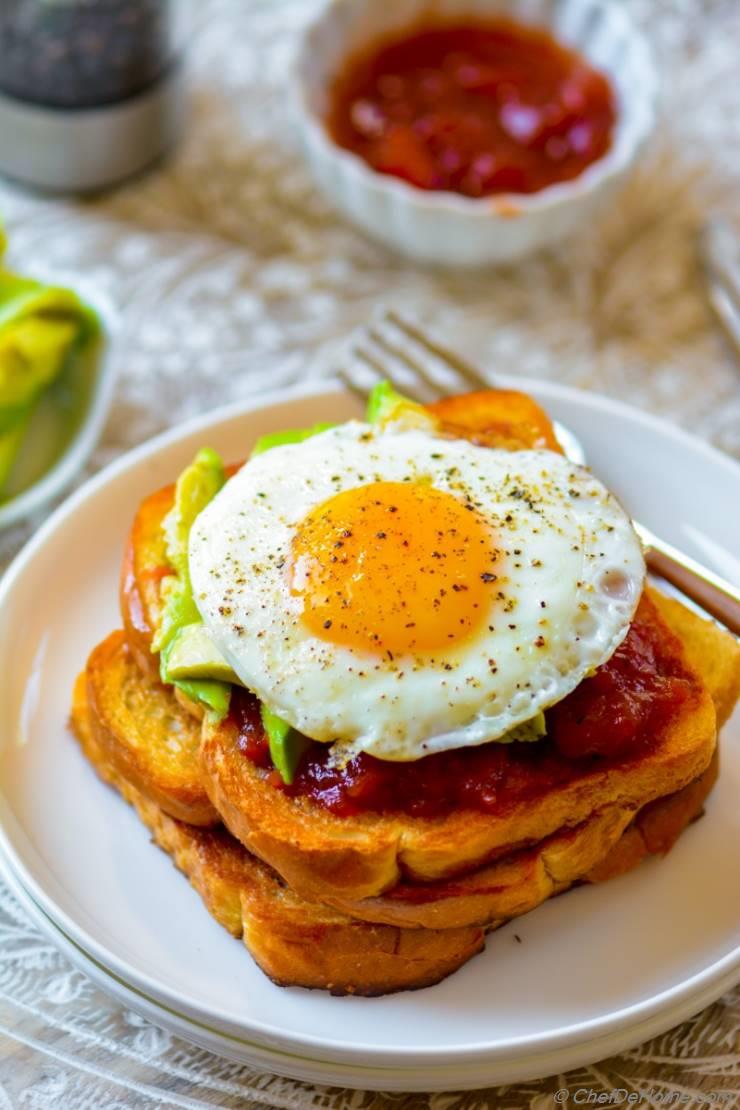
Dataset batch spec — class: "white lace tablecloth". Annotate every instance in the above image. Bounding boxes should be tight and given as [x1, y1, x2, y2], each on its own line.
[0, 0, 738, 1105]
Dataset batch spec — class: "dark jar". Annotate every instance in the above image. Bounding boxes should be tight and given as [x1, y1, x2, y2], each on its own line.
[0, 0, 188, 192]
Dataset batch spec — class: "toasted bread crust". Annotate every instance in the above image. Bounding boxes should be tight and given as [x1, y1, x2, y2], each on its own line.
[327, 748, 718, 927]
[120, 484, 175, 680]
[584, 745, 719, 883]
[71, 673, 487, 995]
[85, 631, 219, 827]
[649, 592, 740, 730]
[199, 589, 719, 900]
[70, 628, 720, 989]
[324, 598, 738, 924]
[113, 391, 739, 907]
[429, 390, 563, 453]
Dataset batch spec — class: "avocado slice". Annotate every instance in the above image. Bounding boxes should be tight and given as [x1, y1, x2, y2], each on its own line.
[501, 712, 546, 744]
[153, 447, 226, 656]
[152, 447, 231, 718]
[250, 422, 335, 458]
[366, 380, 437, 431]
[175, 676, 232, 719]
[0, 402, 34, 495]
[0, 270, 99, 435]
[0, 316, 81, 432]
[161, 446, 226, 580]
[367, 381, 408, 423]
[261, 704, 312, 785]
[165, 622, 242, 685]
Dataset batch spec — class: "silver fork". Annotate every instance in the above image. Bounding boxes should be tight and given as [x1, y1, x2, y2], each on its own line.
[338, 308, 740, 636]
[701, 218, 740, 362]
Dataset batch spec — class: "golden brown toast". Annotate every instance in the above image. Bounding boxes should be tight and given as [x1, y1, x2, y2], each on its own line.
[117, 460, 733, 903]
[77, 623, 724, 933]
[113, 388, 739, 902]
[329, 748, 718, 928]
[199, 586, 722, 902]
[427, 390, 563, 453]
[71, 638, 714, 989]
[329, 591, 738, 923]
[120, 483, 174, 681]
[85, 631, 219, 827]
[69, 661, 718, 991]
[584, 747, 719, 884]
[71, 670, 488, 994]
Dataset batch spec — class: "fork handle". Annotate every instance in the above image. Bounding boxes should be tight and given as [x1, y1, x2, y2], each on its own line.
[644, 536, 740, 636]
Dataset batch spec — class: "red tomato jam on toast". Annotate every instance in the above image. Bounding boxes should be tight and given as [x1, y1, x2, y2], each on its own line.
[233, 595, 699, 818]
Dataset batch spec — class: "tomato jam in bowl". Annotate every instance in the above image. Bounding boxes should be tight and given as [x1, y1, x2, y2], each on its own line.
[293, 0, 656, 265]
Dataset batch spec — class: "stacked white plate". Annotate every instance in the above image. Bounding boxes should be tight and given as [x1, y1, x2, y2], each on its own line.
[0, 382, 738, 1092]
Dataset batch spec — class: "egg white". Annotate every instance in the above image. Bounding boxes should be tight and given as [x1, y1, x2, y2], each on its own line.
[189, 422, 645, 760]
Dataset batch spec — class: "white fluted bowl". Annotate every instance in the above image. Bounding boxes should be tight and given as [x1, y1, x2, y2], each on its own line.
[293, 0, 656, 266]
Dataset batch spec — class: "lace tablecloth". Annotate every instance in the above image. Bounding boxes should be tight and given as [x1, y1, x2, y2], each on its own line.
[0, 0, 738, 1105]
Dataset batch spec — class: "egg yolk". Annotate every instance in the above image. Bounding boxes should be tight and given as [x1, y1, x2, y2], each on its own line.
[289, 480, 499, 655]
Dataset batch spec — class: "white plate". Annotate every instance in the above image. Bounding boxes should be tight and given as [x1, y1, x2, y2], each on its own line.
[2, 850, 735, 1094]
[0, 380, 738, 1090]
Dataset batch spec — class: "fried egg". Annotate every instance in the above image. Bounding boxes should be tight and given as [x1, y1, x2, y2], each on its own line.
[189, 422, 645, 760]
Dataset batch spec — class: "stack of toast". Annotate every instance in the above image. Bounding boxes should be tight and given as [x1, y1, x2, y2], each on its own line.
[70, 391, 740, 995]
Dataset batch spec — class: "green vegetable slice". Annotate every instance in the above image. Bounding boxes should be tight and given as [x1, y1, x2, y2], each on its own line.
[261, 704, 312, 785]
[0, 268, 100, 485]
[366, 380, 409, 423]
[161, 446, 226, 581]
[499, 712, 547, 744]
[0, 402, 34, 495]
[165, 621, 241, 685]
[250, 422, 335, 458]
[366, 380, 437, 431]
[153, 447, 230, 719]
[175, 676, 232, 719]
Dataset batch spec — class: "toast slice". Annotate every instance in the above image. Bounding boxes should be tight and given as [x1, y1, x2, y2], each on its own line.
[85, 631, 218, 826]
[72, 669, 489, 994]
[327, 590, 738, 923]
[69, 667, 718, 993]
[328, 747, 718, 928]
[120, 483, 174, 682]
[119, 481, 727, 903]
[78, 625, 723, 932]
[115, 390, 739, 903]
[200, 587, 725, 901]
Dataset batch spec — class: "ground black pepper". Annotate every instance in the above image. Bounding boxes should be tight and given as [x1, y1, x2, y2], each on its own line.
[0, 0, 174, 109]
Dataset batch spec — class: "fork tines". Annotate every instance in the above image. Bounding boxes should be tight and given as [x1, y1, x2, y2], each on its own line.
[701, 219, 740, 360]
[341, 308, 490, 403]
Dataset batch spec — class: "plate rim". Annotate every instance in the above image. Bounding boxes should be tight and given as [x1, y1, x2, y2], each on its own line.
[3, 850, 737, 1092]
[0, 376, 739, 1069]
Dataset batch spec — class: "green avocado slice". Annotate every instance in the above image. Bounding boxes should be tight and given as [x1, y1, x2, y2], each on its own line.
[365, 380, 437, 431]
[366, 380, 411, 423]
[153, 446, 226, 655]
[0, 402, 34, 495]
[153, 447, 231, 718]
[501, 712, 546, 744]
[260, 704, 312, 785]
[0, 271, 98, 428]
[161, 446, 226, 580]
[175, 677, 232, 719]
[165, 622, 242, 685]
[250, 422, 335, 458]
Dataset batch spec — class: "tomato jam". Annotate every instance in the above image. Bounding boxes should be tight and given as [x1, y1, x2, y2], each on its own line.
[327, 20, 616, 198]
[233, 595, 698, 819]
